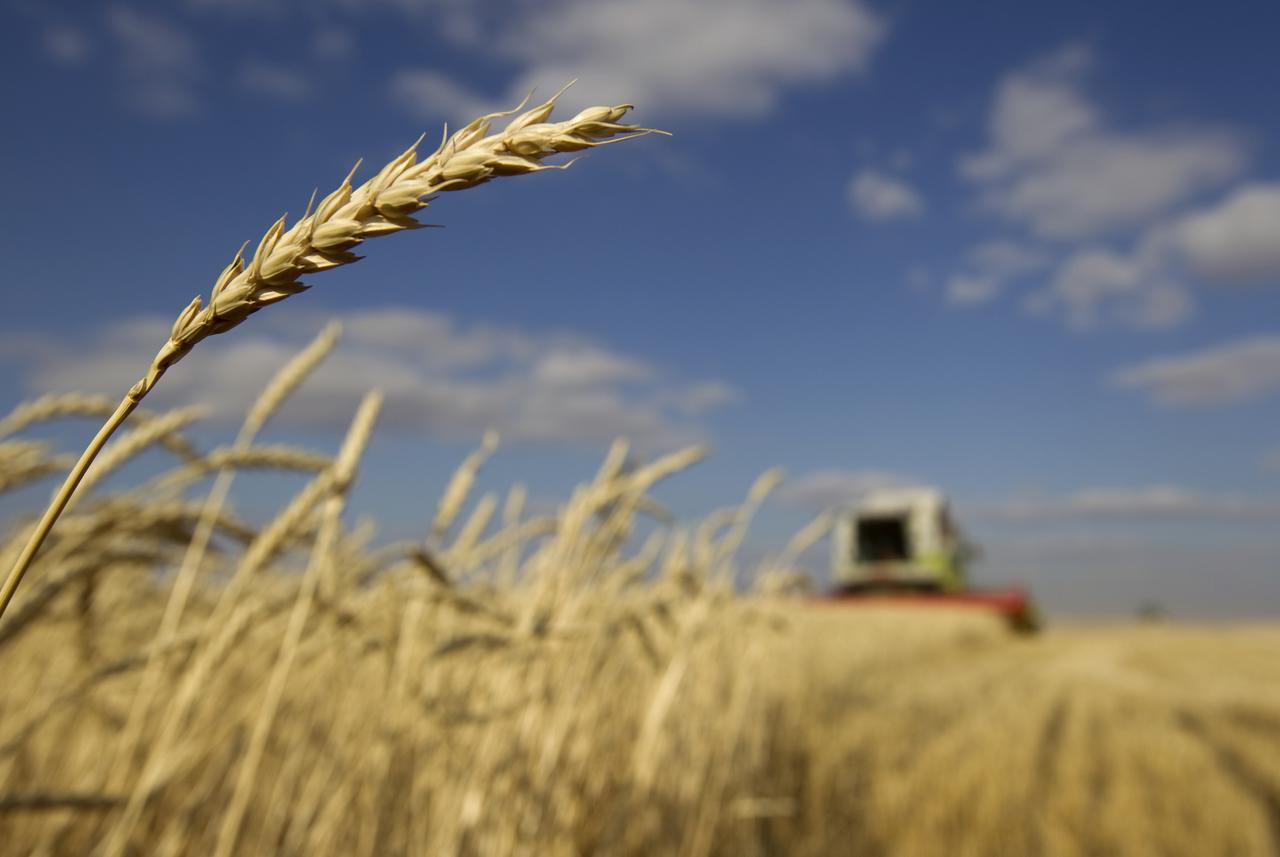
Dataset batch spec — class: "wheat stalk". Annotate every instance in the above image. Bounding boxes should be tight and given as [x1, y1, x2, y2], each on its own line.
[0, 91, 660, 622]
[104, 324, 341, 793]
[212, 390, 383, 857]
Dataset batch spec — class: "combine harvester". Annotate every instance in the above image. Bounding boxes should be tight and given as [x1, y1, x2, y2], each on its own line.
[825, 487, 1039, 631]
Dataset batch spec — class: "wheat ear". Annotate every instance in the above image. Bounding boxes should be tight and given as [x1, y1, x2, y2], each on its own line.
[0, 91, 659, 621]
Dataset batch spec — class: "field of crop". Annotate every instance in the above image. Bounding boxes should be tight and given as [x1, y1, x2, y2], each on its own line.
[1, 384, 1279, 856]
[1, 95, 1277, 857]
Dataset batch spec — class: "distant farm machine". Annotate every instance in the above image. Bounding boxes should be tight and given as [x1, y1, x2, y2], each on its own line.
[825, 487, 1038, 631]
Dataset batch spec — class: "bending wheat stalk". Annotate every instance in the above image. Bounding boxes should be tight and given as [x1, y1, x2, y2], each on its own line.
[0, 88, 660, 621]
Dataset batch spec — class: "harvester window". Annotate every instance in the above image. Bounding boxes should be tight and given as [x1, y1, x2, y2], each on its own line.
[856, 516, 910, 562]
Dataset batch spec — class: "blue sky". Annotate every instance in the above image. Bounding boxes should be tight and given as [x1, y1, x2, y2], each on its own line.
[3, 0, 1280, 617]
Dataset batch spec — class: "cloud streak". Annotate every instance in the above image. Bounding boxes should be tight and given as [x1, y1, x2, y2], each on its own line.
[779, 469, 924, 511]
[1110, 336, 1280, 407]
[106, 6, 203, 117]
[848, 169, 924, 222]
[4, 307, 736, 450]
[972, 485, 1280, 521]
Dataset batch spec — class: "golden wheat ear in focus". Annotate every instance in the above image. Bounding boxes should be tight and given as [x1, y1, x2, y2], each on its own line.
[0, 88, 664, 622]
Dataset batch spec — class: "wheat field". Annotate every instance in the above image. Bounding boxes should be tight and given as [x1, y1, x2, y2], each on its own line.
[1, 383, 1278, 856]
[1, 95, 1277, 857]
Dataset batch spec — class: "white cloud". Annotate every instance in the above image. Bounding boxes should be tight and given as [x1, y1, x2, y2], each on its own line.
[1109, 336, 1280, 407]
[943, 44, 1268, 330]
[392, 0, 886, 121]
[106, 6, 203, 117]
[389, 70, 494, 124]
[780, 469, 922, 511]
[238, 60, 313, 101]
[944, 240, 1048, 307]
[43, 26, 91, 65]
[1032, 245, 1191, 330]
[311, 27, 354, 60]
[967, 239, 1048, 280]
[945, 275, 999, 306]
[960, 44, 1247, 241]
[8, 307, 734, 449]
[848, 169, 925, 222]
[973, 485, 1280, 521]
[664, 381, 738, 415]
[1176, 183, 1280, 284]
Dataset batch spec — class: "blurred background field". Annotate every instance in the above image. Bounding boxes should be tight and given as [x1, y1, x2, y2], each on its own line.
[1, 395, 1278, 855]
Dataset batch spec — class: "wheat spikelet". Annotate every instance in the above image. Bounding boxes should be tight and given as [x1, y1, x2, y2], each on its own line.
[0, 394, 204, 464]
[711, 468, 785, 577]
[466, 515, 559, 573]
[143, 445, 333, 496]
[0, 394, 120, 438]
[446, 493, 498, 567]
[758, 510, 834, 591]
[429, 430, 499, 549]
[0, 442, 74, 495]
[497, 482, 528, 585]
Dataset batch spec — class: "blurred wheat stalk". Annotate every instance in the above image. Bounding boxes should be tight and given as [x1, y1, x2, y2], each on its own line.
[0, 86, 663, 621]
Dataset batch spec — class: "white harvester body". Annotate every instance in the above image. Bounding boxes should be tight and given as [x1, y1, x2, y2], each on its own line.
[830, 487, 968, 591]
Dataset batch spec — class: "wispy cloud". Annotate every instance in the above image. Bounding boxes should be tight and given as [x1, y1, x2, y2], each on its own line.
[945, 275, 1000, 306]
[3, 307, 735, 450]
[42, 26, 92, 65]
[960, 44, 1246, 241]
[1028, 244, 1192, 330]
[779, 469, 923, 511]
[237, 60, 312, 101]
[106, 6, 203, 117]
[310, 27, 354, 61]
[972, 485, 1280, 521]
[1109, 336, 1280, 407]
[847, 169, 924, 222]
[944, 240, 1048, 306]
[389, 70, 495, 124]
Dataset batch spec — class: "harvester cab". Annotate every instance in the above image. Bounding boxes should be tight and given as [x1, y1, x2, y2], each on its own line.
[827, 487, 1038, 631]
[831, 487, 971, 593]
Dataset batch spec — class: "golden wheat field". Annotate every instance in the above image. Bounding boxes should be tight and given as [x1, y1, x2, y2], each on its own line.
[1, 379, 1279, 857]
[0, 95, 1278, 857]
